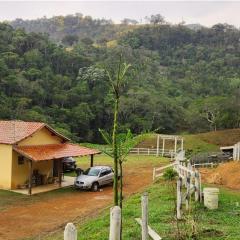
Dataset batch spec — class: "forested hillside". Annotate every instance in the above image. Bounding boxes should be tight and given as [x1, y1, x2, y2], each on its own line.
[10, 14, 136, 44]
[0, 15, 240, 142]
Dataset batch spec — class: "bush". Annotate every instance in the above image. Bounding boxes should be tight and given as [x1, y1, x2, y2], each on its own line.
[163, 168, 178, 181]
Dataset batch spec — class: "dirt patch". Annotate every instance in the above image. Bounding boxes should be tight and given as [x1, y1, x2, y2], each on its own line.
[0, 164, 154, 240]
[200, 161, 240, 190]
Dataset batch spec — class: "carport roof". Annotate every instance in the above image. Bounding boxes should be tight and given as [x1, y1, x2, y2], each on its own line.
[13, 143, 100, 161]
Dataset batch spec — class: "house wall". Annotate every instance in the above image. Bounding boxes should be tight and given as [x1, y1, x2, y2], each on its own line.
[11, 151, 53, 189]
[18, 127, 63, 146]
[11, 127, 60, 189]
[0, 144, 12, 189]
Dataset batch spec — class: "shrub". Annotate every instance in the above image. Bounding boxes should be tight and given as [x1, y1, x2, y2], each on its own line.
[163, 168, 178, 181]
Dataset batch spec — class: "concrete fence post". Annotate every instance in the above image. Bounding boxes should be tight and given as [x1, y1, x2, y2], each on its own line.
[177, 178, 182, 220]
[64, 223, 77, 240]
[141, 192, 149, 240]
[109, 206, 121, 240]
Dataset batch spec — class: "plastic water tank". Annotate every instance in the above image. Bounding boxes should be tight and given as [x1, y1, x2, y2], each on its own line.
[203, 188, 219, 210]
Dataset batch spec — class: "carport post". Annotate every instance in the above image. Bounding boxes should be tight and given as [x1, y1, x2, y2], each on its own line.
[58, 159, 62, 187]
[28, 160, 33, 195]
[90, 154, 94, 167]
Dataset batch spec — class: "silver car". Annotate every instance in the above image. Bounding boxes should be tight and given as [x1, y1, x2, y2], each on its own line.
[74, 166, 114, 191]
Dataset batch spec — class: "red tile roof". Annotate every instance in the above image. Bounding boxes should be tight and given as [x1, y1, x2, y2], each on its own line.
[13, 143, 100, 161]
[0, 120, 69, 144]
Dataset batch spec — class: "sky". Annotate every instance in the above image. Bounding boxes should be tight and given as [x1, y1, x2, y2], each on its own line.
[0, 1, 239, 27]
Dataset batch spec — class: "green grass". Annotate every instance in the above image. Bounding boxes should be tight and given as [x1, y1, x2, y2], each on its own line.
[46, 181, 240, 240]
[135, 133, 219, 157]
[183, 134, 219, 157]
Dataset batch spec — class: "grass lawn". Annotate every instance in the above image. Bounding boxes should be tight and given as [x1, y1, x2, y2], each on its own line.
[182, 134, 219, 156]
[46, 180, 240, 240]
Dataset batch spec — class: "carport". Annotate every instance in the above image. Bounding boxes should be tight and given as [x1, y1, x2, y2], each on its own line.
[13, 143, 100, 195]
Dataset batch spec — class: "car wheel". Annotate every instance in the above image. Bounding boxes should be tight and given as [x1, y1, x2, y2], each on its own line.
[91, 182, 99, 192]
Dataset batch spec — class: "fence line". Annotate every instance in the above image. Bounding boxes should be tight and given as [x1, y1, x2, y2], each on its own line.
[193, 162, 217, 168]
[129, 148, 177, 157]
[62, 194, 163, 240]
[153, 163, 176, 181]
[152, 150, 203, 219]
[135, 192, 162, 240]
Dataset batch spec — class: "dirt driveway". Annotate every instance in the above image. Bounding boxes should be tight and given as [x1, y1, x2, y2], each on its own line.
[0, 163, 156, 240]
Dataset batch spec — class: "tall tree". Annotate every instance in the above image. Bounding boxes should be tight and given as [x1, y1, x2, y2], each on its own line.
[102, 54, 131, 206]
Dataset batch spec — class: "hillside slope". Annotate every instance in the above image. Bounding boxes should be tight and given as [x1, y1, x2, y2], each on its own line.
[196, 128, 240, 146]
[136, 129, 240, 153]
[0, 18, 240, 142]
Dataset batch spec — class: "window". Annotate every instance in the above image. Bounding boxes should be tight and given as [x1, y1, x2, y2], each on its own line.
[18, 156, 24, 165]
[100, 169, 111, 177]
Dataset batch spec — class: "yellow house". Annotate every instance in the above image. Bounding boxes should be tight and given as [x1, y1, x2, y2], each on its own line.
[0, 120, 100, 194]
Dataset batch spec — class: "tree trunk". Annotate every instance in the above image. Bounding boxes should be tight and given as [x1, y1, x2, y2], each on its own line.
[119, 161, 123, 209]
[119, 160, 123, 240]
[112, 98, 119, 206]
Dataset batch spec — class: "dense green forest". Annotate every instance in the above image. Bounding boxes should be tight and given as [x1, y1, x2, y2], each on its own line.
[0, 14, 240, 142]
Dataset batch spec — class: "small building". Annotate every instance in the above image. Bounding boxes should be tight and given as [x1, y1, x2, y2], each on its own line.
[0, 120, 100, 194]
[220, 142, 240, 160]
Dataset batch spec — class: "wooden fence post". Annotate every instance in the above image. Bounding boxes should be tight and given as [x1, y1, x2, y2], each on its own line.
[141, 192, 149, 240]
[185, 174, 191, 210]
[109, 206, 121, 240]
[195, 171, 200, 202]
[64, 223, 77, 240]
[156, 134, 160, 157]
[153, 168, 156, 182]
[177, 178, 182, 220]
[199, 172, 202, 202]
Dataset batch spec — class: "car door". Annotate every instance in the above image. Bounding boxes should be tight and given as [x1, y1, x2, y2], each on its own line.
[105, 168, 114, 184]
[98, 169, 109, 186]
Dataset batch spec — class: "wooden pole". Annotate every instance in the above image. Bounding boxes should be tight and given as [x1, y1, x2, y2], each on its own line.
[64, 223, 77, 240]
[174, 137, 177, 154]
[153, 168, 156, 182]
[90, 154, 94, 167]
[162, 138, 165, 157]
[181, 138, 183, 151]
[58, 159, 62, 187]
[156, 135, 160, 157]
[28, 160, 33, 195]
[195, 171, 200, 202]
[135, 218, 162, 240]
[186, 174, 190, 210]
[109, 206, 121, 240]
[141, 192, 148, 240]
[177, 178, 182, 220]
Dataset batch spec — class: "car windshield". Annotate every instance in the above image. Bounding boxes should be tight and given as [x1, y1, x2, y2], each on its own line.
[84, 168, 100, 176]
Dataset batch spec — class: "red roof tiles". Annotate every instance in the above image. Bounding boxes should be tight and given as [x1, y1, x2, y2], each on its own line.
[14, 143, 100, 161]
[0, 120, 69, 144]
[0, 121, 45, 144]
